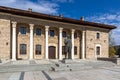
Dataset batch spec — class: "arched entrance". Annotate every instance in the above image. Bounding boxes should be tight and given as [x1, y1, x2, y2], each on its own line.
[49, 46, 56, 59]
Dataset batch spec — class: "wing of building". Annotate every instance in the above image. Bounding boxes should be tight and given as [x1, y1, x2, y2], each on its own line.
[0, 6, 116, 61]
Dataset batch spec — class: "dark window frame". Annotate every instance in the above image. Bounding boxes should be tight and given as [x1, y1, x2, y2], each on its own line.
[96, 33, 100, 39]
[74, 32, 77, 39]
[62, 31, 66, 37]
[62, 46, 65, 55]
[35, 44, 42, 55]
[74, 46, 77, 55]
[20, 44, 27, 55]
[96, 46, 100, 55]
[20, 27, 27, 34]
[36, 28, 41, 36]
[50, 30, 55, 37]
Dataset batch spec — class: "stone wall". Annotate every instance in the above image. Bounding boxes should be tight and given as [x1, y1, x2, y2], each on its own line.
[0, 18, 11, 59]
[0, 13, 110, 60]
[85, 27, 109, 59]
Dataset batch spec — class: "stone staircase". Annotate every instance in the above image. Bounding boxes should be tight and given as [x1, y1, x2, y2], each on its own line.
[0, 64, 55, 73]
[0, 60, 117, 73]
[51, 60, 116, 71]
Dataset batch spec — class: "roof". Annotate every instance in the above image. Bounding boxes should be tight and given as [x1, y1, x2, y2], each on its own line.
[0, 6, 116, 30]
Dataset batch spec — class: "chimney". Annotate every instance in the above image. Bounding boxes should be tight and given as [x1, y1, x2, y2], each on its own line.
[28, 8, 32, 12]
[59, 13, 63, 17]
[80, 16, 85, 21]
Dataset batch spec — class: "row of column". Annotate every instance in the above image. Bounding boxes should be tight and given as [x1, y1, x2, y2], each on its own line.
[11, 22, 85, 61]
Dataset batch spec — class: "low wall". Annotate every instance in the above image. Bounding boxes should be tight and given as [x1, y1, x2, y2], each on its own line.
[97, 57, 120, 65]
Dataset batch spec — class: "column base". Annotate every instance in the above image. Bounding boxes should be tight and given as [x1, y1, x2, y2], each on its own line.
[29, 58, 34, 60]
[12, 59, 16, 61]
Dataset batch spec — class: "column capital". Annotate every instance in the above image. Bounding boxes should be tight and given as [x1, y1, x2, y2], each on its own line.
[45, 25, 49, 28]
[12, 21, 17, 28]
[12, 21, 17, 24]
[29, 24, 34, 30]
[59, 27, 63, 32]
[45, 26, 49, 31]
[71, 29, 75, 33]
[82, 30, 86, 33]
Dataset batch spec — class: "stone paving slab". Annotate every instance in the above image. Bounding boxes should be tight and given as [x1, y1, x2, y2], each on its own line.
[11, 60, 29, 65]
[0, 67, 120, 80]
[8, 72, 21, 80]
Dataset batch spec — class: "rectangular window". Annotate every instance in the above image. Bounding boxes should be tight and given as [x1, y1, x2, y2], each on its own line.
[96, 33, 100, 39]
[50, 30, 54, 37]
[36, 45, 41, 55]
[62, 46, 65, 55]
[20, 44, 27, 55]
[74, 46, 77, 55]
[36, 28, 41, 35]
[74, 32, 77, 39]
[96, 46, 100, 55]
[62, 31, 66, 37]
[20, 27, 27, 34]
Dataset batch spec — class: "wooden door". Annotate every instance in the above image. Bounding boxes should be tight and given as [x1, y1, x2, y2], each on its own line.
[49, 46, 56, 59]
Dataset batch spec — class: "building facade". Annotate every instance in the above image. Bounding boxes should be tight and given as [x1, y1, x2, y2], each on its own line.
[0, 6, 116, 61]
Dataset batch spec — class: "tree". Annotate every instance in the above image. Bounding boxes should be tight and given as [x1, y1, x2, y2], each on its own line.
[109, 47, 116, 57]
[109, 31, 116, 47]
[109, 31, 116, 57]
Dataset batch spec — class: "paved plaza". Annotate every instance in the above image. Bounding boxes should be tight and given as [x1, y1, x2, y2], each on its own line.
[0, 60, 120, 80]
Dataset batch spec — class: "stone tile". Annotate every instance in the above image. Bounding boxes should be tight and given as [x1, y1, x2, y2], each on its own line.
[8, 72, 21, 80]
[11, 60, 29, 65]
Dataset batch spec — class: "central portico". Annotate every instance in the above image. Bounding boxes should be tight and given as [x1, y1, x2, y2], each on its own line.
[11, 20, 84, 60]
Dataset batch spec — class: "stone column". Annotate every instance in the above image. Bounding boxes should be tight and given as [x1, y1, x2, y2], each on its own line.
[82, 30, 85, 59]
[71, 29, 75, 59]
[29, 24, 34, 60]
[59, 28, 63, 60]
[45, 26, 49, 59]
[12, 22, 17, 61]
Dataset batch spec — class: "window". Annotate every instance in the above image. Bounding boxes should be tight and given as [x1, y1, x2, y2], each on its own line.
[36, 45, 41, 55]
[96, 46, 100, 55]
[36, 28, 41, 35]
[62, 46, 65, 55]
[96, 33, 100, 39]
[20, 27, 26, 34]
[62, 31, 66, 37]
[50, 30, 54, 37]
[74, 32, 77, 38]
[20, 44, 27, 55]
[74, 46, 77, 55]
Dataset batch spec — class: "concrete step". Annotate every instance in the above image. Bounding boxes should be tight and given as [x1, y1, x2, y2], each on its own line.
[0, 64, 56, 73]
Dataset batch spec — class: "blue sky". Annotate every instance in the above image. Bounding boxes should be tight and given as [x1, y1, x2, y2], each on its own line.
[0, 0, 120, 45]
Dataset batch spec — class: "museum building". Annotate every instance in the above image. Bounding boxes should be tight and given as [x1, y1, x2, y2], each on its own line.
[0, 6, 116, 61]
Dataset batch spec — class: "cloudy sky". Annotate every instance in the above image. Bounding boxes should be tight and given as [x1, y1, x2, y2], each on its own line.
[0, 0, 120, 45]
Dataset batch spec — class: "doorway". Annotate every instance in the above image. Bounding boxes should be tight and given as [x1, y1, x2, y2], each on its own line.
[49, 46, 56, 59]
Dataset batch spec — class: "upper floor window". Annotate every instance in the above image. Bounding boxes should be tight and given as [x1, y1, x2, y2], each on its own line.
[50, 30, 55, 37]
[62, 31, 66, 37]
[36, 28, 41, 35]
[36, 44, 41, 55]
[20, 44, 27, 55]
[20, 27, 26, 34]
[74, 32, 77, 38]
[96, 33, 100, 39]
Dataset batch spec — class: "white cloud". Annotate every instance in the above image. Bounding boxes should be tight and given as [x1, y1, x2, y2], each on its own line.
[0, 0, 58, 14]
[86, 13, 120, 45]
[52, 0, 74, 3]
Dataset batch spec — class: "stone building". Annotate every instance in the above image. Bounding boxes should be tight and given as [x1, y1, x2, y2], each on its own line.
[0, 6, 116, 61]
